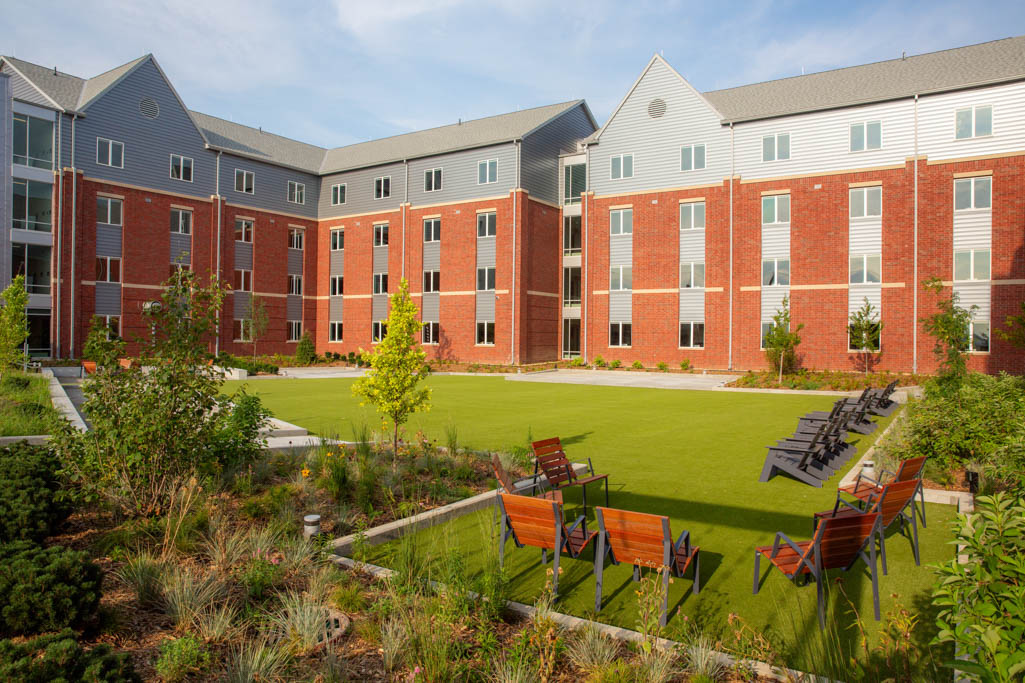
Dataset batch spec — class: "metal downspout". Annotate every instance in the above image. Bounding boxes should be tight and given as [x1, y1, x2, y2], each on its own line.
[54, 114, 62, 357]
[511, 141, 520, 365]
[69, 114, 77, 356]
[728, 122, 735, 371]
[402, 160, 408, 281]
[215, 150, 222, 356]
[912, 94, 919, 374]
[583, 144, 590, 361]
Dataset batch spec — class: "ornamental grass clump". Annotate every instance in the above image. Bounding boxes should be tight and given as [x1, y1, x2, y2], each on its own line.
[115, 550, 165, 608]
[160, 567, 227, 632]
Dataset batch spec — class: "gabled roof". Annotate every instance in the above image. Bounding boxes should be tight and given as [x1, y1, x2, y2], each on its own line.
[319, 100, 589, 174]
[704, 35, 1025, 123]
[0, 56, 85, 111]
[75, 54, 150, 111]
[191, 111, 327, 174]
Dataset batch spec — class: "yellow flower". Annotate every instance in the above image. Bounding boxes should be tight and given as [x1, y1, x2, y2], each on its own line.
[301, 467, 311, 478]
[325, 451, 333, 458]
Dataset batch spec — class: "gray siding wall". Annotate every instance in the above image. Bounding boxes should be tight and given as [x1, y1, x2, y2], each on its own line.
[96, 225, 122, 257]
[476, 291, 495, 320]
[849, 214, 882, 314]
[286, 295, 302, 320]
[0, 74, 10, 287]
[679, 290, 704, 320]
[170, 232, 191, 264]
[521, 104, 595, 204]
[679, 224, 705, 321]
[330, 250, 344, 276]
[318, 161, 404, 218]
[372, 295, 387, 321]
[94, 282, 121, 315]
[287, 248, 303, 275]
[609, 234, 632, 266]
[329, 297, 343, 319]
[74, 59, 215, 199]
[955, 283, 990, 320]
[373, 245, 388, 272]
[423, 241, 440, 270]
[476, 236, 496, 268]
[609, 291, 632, 322]
[221, 152, 319, 218]
[953, 207, 992, 322]
[761, 221, 790, 323]
[233, 292, 250, 318]
[475, 233, 496, 321]
[421, 293, 439, 320]
[234, 242, 253, 270]
[1, 65, 50, 108]
[407, 143, 516, 206]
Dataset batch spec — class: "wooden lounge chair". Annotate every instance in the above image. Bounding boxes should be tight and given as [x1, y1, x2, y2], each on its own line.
[815, 477, 923, 569]
[497, 493, 598, 597]
[491, 453, 561, 503]
[532, 437, 609, 509]
[754, 512, 884, 628]
[839, 456, 928, 527]
[593, 506, 700, 625]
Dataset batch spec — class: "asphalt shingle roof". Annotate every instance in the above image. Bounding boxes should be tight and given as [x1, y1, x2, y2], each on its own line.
[1, 56, 85, 111]
[703, 36, 1025, 122]
[190, 111, 327, 173]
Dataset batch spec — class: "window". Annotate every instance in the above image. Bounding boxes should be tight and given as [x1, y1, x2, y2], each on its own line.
[680, 144, 706, 171]
[423, 271, 440, 293]
[233, 319, 252, 342]
[288, 228, 304, 250]
[850, 187, 882, 218]
[476, 321, 495, 345]
[287, 321, 301, 342]
[331, 229, 344, 251]
[330, 276, 344, 296]
[954, 249, 990, 281]
[563, 164, 585, 204]
[610, 153, 633, 179]
[100, 315, 120, 340]
[11, 243, 51, 294]
[760, 322, 773, 349]
[848, 323, 881, 351]
[563, 267, 581, 307]
[235, 218, 253, 242]
[679, 202, 705, 230]
[850, 121, 882, 152]
[761, 195, 791, 224]
[372, 321, 388, 343]
[476, 267, 496, 291]
[423, 321, 440, 344]
[374, 224, 389, 246]
[563, 318, 581, 359]
[424, 168, 442, 192]
[235, 169, 254, 194]
[234, 269, 252, 292]
[288, 274, 303, 296]
[968, 321, 990, 352]
[609, 322, 632, 347]
[287, 181, 305, 205]
[563, 215, 581, 254]
[955, 105, 992, 139]
[680, 262, 705, 289]
[477, 212, 497, 237]
[331, 183, 346, 205]
[170, 154, 193, 182]
[373, 273, 389, 294]
[423, 218, 441, 242]
[95, 256, 121, 283]
[329, 322, 343, 342]
[374, 176, 391, 199]
[762, 258, 790, 286]
[610, 265, 632, 291]
[12, 180, 53, 231]
[849, 254, 882, 284]
[12, 113, 53, 169]
[680, 322, 705, 348]
[762, 133, 790, 162]
[96, 197, 123, 226]
[610, 208, 633, 235]
[954, 177, 992, 210]
[170, 209, 192, 235]
[478, 159, 497, 184]
[96, 137, 124, 168]
[169, 263, 190, 279]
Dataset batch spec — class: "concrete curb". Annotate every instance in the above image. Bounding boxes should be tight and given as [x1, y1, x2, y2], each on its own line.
[42, 369, 87, 432]
[0, 435, 49, 445]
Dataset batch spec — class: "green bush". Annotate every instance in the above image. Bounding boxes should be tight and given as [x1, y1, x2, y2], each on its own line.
[593, 355, 606, 368]
[211, 388, 270, 471]
[680, 359, 691, 371]
[155, 635, 210, 682]
[0, 629, 140, 682]
[631, 360, 644, 370]
[215, 352, 278, 375]
[656, 362, 668, 372]
[295, 332, 317, 365]
[609, 360, 622, 369]
[0, 541, 102, 635]
[0, 442, 69, 543]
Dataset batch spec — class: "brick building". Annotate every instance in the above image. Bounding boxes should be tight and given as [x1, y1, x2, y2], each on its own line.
[1, 36, 1023, 373]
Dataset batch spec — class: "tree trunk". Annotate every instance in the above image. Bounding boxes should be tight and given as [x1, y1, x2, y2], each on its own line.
[778, 353, 784, 384]
[392, 422, 399, 472]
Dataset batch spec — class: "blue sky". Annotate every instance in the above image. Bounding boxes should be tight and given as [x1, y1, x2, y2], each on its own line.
[3, 1, 1024, 149]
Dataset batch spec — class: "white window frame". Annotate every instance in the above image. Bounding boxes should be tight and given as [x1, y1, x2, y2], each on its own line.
[331, 183, 346, 206]
[329, 321, 343, 342]
[680, 143, 706, 172]
[374, 176, 391, 199]
[287, 181, 305, 205]
[761, 194, 791, 225]
[288, 274, 303, 296]
[372, 321, 388, 343]
[610, 265, 632, 291]
[679, 321, 705, 349]
[968, 320, 990, 353]
[953, 248, 991, 282]
[610, 153, 634, 180]
[849, 121, 882, 152]
[373, 273, 388, 294]
[475, 321, 495, 346]
[762, 258, 790, 287]
[169, 154, 193, 182]
[234, 268, 252, 292]
[235, 218, 253, 243]
[374, 224, 389, 246]
[423, 218, 441, 242]
[96, 197, 123, 226]
[849, 254, 882, 284]
[849, 186, 882, 218]
[610, 208, 633, 235]
[955, 105, 993, 140]
[424, 168, 442, 193]
[609, 322, 632, 348]
[477, 159, 498, 184]
[680, 262, 705, 289]
[422, 321, 440, 345]
[679, 201, 705, 230]
[287, 320, 302, 342]
[423, 270, 440, 293]
[954, 177, 992, 211]
[288, 228, 304, 250]
[476, 267, 496, 292]
[234, 169, 254, 194]
[170, 208, 192, 235]
[762, 133, 790, 162]
[330, 275, 344, 297]
[477, 212, 497, 237]
[96, 137, 124, 168]
[331, 229, 344, 251]
[760, 322, 773, 350]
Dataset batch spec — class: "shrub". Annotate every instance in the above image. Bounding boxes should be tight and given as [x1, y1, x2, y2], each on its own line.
[593, 355, 607, 368]
[0, 541, 102, 635]
[656, 362, 668, 372]
[568, 357, 587, 368]
[155, 635, 210, 682]
[0, 443, 69, 543]
[680, 359, 691, 371]
[295, 332, 317, 365]
[610, 359, 622, 369]
[763, 296, 803, 381]
[215, 353, 279, 375]
[211, 388, 270, 471]
[0, 629, 140, 682]
[238, 552, 284, 599]
[631, 360, 644, 370]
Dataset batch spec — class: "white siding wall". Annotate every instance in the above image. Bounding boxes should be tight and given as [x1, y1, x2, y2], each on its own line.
[953, 205, 992, 322]
[849, 215, 882, 314]
[918, 80, 1025, 162]
[679, 227, 705, 321]
[761, 222, 790, 323]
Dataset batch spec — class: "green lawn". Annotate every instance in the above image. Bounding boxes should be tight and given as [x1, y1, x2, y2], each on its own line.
[226, 376, 955, 676]
[0, 370, 62, 436]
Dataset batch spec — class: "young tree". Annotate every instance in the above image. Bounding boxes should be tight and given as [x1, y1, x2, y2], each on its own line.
[921, 277, 976, 387]
[352, 278, 431, 464]
[249, 295, 270, 359]
[848, 297, 883, 375]
[0, 275, 29, 373]
[764, 296, 803, 384]
[82, 316, 125, 368]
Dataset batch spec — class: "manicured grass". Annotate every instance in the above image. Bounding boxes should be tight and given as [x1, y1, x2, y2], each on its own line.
[0, 370, 62, 436]
[227, 376, 954, 675]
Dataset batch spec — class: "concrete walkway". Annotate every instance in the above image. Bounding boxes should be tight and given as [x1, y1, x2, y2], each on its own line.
[505, 369, 737, 391]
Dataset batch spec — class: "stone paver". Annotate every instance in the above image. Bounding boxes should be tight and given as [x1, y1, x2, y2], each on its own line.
[504, 369, 736, 391]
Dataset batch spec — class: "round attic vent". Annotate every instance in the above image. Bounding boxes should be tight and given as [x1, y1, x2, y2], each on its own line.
[647, 98, 667, 118]
[140, 97, 160, 119]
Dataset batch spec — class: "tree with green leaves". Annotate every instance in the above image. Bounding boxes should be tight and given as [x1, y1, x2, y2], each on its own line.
[0, 275, 29, 373]
[764, 296, 803, 384]
[352, 278, 431, 464]
[922, 277, 976, 388]
[82, 316, 125, 368]
[848, 297, 883, 375]
[249, 295, 269, 359]
[998, 300, 1025, 349]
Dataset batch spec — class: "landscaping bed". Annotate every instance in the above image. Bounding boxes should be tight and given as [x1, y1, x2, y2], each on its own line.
[726, 369, 926, 392]
[0, 370, 62, 436]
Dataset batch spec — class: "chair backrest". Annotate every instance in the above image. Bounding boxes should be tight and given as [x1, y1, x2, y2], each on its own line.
[855, 386, 872, 404]
[499, 493, 561, 550]
[596, 507, 672, 567]
[532, 438, 575, 486]
[881, 380, 898, 400]
[867, 478, 921, 527]
[812, 511, 880, 570]
[491, 454, 516, 493]
[894, 456, 927, 482]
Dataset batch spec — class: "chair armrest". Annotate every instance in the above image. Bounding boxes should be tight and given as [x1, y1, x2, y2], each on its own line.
[587, 457, 596, 477]
[852, 473, 882, 493]
[770, 531, 806, 560]
[566, 515, 586, 537]
[674, 529, 691, 556]
[833, 496, 866, 514]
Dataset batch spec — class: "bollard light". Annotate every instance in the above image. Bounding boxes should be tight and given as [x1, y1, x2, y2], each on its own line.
[303, 514, 321, 540]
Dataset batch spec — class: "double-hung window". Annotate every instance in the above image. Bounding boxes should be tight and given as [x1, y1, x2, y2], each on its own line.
[235, 169, 254, 194]
[609, 322, 631, 347]
[374, 224, 389, 246]
[331, 229, 344, 250]
[330, 276, 344, 296]
[762, 258, 790, 287]
[955, 105, 992, 139]
[424, 168, 442, 192]
[423, 218, 441, 242]
[680, 262, 704, 289]
[287, 321, 301, 342]
[234, 269, 252, 292]
[287, 181, 305, 204]
[761, 195, 791, 224]
[288, 228, 304, 250]
[610, 153, 633, 179]
[610, 208, 633, 235]
[97, 137, 124, 168]
[477, 212, 497, 237]
[331, 183, 346, 205]
[850, 121, 882, 152]
[170, 154, 193, 182]
[954, 177, 992, 210]
[235, 218, 253, 242]
[850, 187, 882, 218]
[680, 322, 704, 348]
[329, 322, 343, 342]
[96, 197, 123, 226]
[610, 265, 632, 291]
[849, 255, 882, 284]
[476, 321, 495, 345]
[374, 176, 391, 199]
[954, 249, 990, 282]
[170, 209, 192, 235]
[680, 144, 705, 171]
[423, 270, 440, 293]
[679, 202, 705, 230]
[762, 133, 790, 162]
[288, 274, 303, 296]
[478, 159, 497, 184]
[373, 273, 388, 294]
[96, 256, 121, 283]
[423, 322, 440, 344]
[476, 267, 496, 291]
